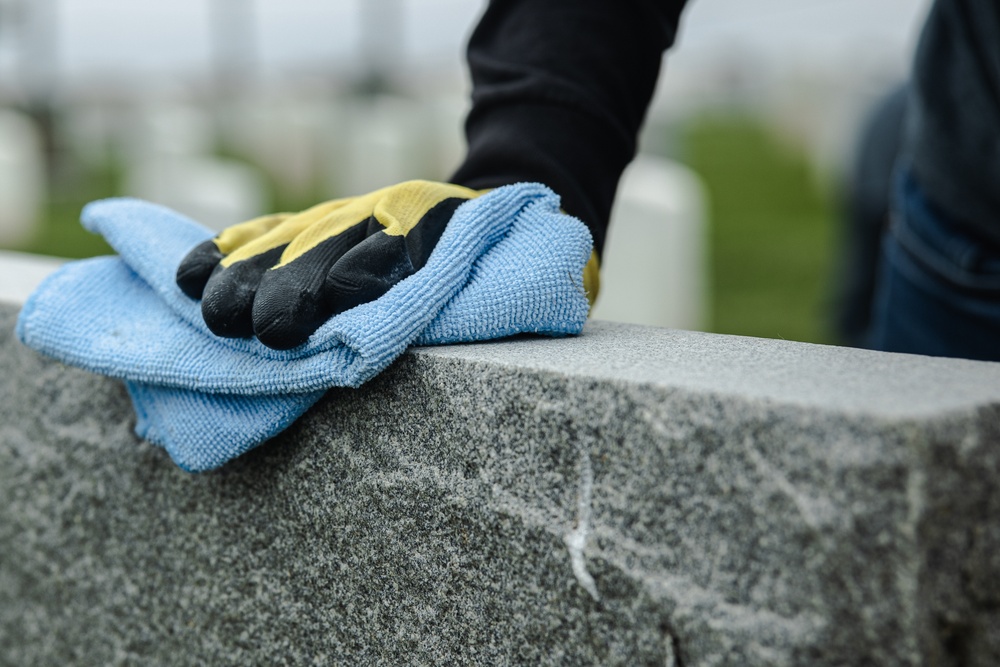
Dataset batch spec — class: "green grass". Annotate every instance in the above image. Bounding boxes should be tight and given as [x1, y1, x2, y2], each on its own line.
[18, 197, 113, 259]
[679, 114, 837, 344]
[7, 158, 119, 259]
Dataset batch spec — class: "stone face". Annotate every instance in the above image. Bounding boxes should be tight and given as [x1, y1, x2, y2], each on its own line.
[1, 301, 999, 666]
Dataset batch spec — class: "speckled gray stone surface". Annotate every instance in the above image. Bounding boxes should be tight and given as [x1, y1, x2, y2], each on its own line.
[2, 302, 1000, 666]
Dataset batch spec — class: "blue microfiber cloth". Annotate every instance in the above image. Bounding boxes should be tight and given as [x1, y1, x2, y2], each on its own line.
[16, 184, 591, 471]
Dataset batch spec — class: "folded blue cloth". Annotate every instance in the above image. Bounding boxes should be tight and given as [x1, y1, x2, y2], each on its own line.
[17, 184, 591, 471]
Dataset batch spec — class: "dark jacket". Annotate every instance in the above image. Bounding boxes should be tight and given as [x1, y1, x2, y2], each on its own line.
[907, 0, 1000, 248]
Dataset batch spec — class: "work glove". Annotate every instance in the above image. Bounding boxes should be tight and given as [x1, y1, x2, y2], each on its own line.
[176, 180, 484, 350]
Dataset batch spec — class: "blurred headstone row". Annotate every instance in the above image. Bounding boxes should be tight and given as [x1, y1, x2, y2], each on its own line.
[57, 93, 469, 231]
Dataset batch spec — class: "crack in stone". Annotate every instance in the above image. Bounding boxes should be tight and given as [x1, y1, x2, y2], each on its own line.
[664, 621, 686, 667]
[564, 445, 599, 601]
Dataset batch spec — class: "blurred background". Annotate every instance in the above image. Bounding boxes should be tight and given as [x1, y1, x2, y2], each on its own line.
[0, 0, 930, 343]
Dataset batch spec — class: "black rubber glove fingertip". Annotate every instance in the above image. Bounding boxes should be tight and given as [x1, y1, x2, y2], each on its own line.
[252, 271, 328, 350]
[176, 240, 225, 300]
[200, 263, 259, 339]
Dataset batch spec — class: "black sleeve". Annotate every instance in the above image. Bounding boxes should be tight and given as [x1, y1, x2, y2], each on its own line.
[449, 0, 688, 255]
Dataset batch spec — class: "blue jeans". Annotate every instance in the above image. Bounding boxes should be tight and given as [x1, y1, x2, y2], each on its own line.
[867, 169, 1000, 361]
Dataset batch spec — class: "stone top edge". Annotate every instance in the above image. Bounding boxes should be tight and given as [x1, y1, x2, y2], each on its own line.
[408, 320, 1000, 420]
[3, 302, 998, 421]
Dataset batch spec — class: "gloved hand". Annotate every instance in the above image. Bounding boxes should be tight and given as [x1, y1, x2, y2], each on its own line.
[176, 180, 484, 350]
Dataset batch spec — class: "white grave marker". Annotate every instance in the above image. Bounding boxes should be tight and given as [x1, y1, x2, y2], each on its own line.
[591, 155, 709, 331]
[0, 109, 45, 246]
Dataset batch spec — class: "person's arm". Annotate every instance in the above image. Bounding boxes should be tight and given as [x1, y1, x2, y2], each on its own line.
[450, 0, 688, 256]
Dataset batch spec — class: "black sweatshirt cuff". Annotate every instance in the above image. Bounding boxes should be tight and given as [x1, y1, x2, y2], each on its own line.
[451, 101, 635, 256]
